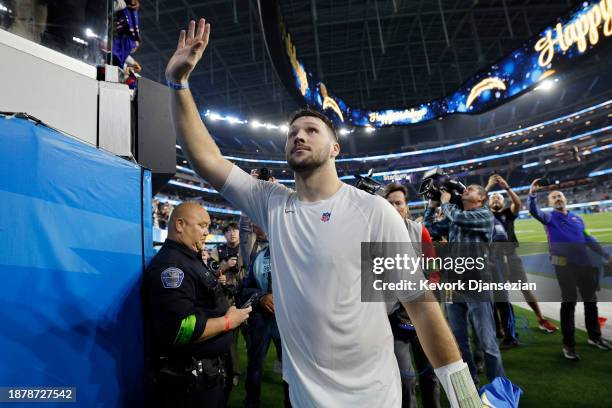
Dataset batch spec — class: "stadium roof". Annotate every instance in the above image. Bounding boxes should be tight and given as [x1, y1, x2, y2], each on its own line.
[136, 0, 574, 122]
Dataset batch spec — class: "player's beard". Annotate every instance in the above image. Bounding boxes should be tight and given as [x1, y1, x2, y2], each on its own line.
[287, 146, 330, 173]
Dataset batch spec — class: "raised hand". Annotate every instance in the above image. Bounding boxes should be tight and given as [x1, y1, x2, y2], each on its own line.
[486, 175, 497, 191]
[165, 18, 211, 84]
[495, 175, 509, 190]
[529, 179, 541, 195]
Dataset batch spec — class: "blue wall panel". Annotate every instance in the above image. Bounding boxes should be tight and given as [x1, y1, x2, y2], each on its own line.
[0, 116, 148, 407]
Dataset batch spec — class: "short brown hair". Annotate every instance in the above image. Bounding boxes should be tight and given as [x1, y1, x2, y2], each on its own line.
[289, 108, 338, 141]
[383, 183, 408, 200]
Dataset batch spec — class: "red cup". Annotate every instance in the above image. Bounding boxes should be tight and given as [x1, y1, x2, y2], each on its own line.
[599, 316, 608, 329]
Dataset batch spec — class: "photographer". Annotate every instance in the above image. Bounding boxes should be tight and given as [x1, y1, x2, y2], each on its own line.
[423, 184, 505, 385]
[528, 179, 612, 360]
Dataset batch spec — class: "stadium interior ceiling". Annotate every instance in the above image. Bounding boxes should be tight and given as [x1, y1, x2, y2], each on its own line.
[135, 0, 612, 209]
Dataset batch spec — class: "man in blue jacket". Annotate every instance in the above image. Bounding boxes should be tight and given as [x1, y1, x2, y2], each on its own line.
[528, 179, 612, 360]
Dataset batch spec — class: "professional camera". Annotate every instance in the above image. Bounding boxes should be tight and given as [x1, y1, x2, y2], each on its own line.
[257, 167, 273, 181]
[208, 259, 220, 274]
[418, 168, 465, 207]
[354, 169, 383, 195]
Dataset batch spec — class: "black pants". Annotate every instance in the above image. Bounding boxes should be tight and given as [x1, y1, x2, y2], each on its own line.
[245, 312, 291, 408]
[146, 356, 232, 408]
[554, 265, 601, 348]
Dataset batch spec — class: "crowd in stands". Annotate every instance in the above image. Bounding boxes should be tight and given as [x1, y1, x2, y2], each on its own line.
[153, 198, 237, 234]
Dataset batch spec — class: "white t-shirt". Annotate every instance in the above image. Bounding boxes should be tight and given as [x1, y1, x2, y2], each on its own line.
[221, 166, 425, 407]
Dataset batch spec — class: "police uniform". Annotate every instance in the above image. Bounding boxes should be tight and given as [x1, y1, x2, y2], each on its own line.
[143, 239, 233, 408]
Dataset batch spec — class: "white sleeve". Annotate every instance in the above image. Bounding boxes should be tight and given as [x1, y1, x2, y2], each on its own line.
[372, 197, 427, 303]
[219, 165, 289, 234]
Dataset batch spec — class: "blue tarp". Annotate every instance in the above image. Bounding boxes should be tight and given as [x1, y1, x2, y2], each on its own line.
[0, 116, 150, 407]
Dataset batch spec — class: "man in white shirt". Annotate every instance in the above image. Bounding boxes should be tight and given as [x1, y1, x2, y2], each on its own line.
[164, 18, 479, 407]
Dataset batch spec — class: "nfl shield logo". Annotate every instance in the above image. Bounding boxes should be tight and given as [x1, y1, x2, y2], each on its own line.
[321, 212, 331, 222]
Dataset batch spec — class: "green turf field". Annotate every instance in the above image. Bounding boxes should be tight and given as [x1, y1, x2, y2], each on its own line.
[515, 212, 612, 243]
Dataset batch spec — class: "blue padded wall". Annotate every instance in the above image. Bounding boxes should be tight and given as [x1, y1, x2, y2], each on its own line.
[0, 116, 150, 407]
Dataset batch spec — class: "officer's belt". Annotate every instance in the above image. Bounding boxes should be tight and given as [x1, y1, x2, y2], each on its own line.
[154, 355, 225, 379]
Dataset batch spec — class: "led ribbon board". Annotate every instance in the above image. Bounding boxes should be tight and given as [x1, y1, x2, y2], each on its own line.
[258, 0, 611, 127]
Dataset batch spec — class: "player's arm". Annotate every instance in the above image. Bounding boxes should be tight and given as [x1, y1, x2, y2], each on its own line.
[402, 295, 460, 366]
[377, 202, 479, 407]
[402, 296, 480, 407]
[165, 18, 233, 191]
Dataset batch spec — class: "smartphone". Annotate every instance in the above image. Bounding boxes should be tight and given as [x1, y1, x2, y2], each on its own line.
[240, 293, 259, 309]
[538, 178, 550, 187]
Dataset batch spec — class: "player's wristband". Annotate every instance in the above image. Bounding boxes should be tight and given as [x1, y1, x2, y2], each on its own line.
[165, 78, 189, 90]
[224, 316, 231, 332]
[434, 361, 481, 408]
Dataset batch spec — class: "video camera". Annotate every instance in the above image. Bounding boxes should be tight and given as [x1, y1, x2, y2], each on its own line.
[418, 168, 466, 208]
[354, 169, 383, 195]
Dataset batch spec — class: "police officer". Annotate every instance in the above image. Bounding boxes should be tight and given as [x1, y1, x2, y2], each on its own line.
[143, 202, 251, 408]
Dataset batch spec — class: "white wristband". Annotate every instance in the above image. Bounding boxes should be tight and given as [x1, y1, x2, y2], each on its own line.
[434, 361, 481, 408]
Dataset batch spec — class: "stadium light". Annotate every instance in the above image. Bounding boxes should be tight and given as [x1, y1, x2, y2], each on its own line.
[588, 168, 612, 177]
[85, 28, 99, 38]
[72, 37, 88, 46]
[175, 125, 611, 186]
[190, 99, 612, 164]
[535, 79, 554, 91]
[522, 162, 539, 168]
[591, 143, 611, 153]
